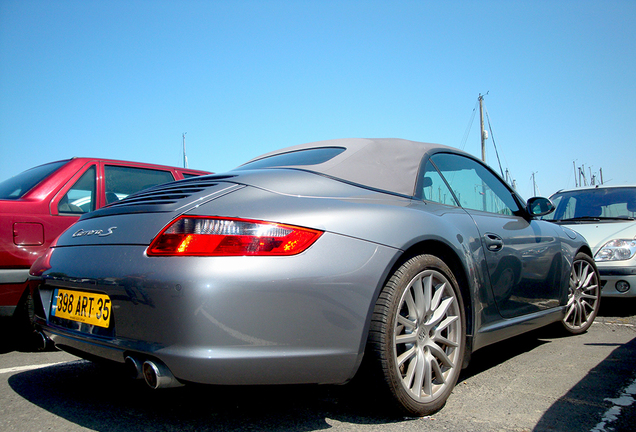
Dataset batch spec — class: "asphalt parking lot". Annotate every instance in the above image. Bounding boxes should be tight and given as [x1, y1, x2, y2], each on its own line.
[1, 298, 635, 432]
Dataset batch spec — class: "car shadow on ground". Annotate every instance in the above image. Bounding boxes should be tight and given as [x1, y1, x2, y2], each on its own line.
[533, 336, 636, 432]
[598, 297, 636, 318]
[0, 317, 45, 354]
[4, 333, 569, 431]
[531, 298, 636, 432]
[458, 329, 550, 382]
[9, 359, 405, 431]
[7, 300, 635, 431]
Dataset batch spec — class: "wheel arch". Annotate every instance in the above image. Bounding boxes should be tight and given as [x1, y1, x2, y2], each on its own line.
[356, 238, 474, 370]
[353, 240, 473, 413]
[394, 240, 474, 340]
[577, 244, 594, 259]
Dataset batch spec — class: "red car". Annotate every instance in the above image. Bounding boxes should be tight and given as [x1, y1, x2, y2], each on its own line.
[0, 158, 210, 339]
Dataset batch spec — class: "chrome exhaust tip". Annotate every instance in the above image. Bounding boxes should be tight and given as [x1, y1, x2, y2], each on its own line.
[125, 356, 143, 380]
[36, 331, 52, 351]
[142, 360, 183, 389]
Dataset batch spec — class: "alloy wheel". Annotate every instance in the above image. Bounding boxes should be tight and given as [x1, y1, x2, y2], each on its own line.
[393, 268, 462, 403]
[563, 254, 600, 334]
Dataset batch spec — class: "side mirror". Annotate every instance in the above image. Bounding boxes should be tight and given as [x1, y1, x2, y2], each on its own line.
[526, 197, 555, 217]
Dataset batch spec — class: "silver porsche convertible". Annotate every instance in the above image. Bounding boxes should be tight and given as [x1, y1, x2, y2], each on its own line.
[31, 138, 600, 416]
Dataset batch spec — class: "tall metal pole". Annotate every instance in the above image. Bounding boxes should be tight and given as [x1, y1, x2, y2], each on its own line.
[479, 94, 486, 162]
[580, 165, 587, 186]
[478, 94, 488, 210]
[182, 132, 188, 168]
[573, 160, 578, 187]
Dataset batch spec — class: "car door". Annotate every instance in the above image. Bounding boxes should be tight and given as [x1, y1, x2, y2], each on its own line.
[424, 153, 562, 318]
[55, 164, 97, 215]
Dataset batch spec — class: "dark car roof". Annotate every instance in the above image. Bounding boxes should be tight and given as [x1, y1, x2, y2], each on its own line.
[240, 138, 461, 197]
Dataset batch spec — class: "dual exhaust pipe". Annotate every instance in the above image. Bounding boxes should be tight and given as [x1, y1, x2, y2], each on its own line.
[36, 331, 53, 351]
[35, 333, 180, 390]
[125, 356, 183, 389]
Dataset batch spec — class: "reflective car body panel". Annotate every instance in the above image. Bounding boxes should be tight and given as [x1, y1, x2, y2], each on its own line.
[32, 139, 592, 388]
[40, 235, 397, 384]
[468, 211, 566, 318]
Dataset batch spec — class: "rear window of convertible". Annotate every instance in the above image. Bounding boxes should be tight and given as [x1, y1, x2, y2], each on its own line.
[236, 147, 345, 170]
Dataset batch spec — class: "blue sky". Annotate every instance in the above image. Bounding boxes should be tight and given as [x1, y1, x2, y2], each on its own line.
[1, 0, 634, 198]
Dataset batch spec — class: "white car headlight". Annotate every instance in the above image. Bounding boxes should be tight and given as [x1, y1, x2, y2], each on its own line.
[595, 239, 636, 262]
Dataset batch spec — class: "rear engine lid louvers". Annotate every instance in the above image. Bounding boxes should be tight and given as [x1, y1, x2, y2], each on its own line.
[56, 175, 244, 246]
[82, 175, 241, 219]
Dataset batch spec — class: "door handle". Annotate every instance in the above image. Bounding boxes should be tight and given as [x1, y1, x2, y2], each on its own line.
[484, 233, 504, 252]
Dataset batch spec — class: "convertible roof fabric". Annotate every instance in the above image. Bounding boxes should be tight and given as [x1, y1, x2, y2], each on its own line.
[241, 138, 460, 196]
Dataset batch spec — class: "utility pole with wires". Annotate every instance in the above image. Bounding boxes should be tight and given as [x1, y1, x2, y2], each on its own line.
[478, 93, 489, 210]
[182, 132, 188, 168]
[479, 93, 488, 162]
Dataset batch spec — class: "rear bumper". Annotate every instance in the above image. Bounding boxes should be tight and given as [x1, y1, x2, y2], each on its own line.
[0, 268, 30, 284]
[0, 305, 16, 316]
[40, 324, 362, 385]
[33, 234, 399, 386]
[0, 269, 30, 313]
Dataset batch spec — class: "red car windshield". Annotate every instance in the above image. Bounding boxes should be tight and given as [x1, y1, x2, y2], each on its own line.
[0, 160, 68, 200]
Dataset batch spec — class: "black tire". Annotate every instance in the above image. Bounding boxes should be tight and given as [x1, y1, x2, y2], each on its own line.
[14, 291, 35, 332]
[367, 254, 466, 416]
[13, 290, 43, 350]
[561, 252, 601, 335]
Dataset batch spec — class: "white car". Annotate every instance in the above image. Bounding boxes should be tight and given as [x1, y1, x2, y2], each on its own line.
[544, 185, 636, 297]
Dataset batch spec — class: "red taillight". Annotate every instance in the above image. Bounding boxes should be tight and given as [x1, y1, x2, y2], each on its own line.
[147, 217, 323, 256]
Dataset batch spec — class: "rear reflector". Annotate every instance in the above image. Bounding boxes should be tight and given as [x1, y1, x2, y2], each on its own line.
[147, 217, 323, 256]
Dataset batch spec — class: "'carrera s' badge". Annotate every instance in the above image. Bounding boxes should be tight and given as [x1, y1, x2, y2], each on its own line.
[72, 227, 117, 238]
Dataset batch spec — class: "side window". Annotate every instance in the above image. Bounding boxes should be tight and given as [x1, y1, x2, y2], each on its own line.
[104, 165, 175, 203]
[421, 160, 458, 206]
[58, 166, 96, 214]
[430, 153, 519, 215]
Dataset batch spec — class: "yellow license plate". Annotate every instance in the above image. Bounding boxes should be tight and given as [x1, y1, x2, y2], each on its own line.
[52, 288, 112, 328]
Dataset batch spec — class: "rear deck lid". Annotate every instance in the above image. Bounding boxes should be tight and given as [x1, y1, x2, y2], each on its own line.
[55, 176, 244, 246]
